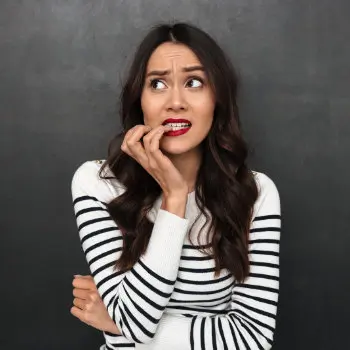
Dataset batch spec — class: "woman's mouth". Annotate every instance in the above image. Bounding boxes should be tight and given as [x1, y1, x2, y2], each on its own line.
[163, 123, 192, 137]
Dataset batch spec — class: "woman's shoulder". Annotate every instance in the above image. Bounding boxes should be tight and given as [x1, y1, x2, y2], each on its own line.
[252, 170, 278, 192]
[251, 170, 281, 217]
[71, 159, 126, 202]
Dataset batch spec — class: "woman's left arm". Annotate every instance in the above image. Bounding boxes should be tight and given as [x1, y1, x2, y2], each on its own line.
[188, 173, 281, 350]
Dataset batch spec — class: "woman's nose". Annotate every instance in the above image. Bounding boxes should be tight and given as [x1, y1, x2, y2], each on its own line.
[166, 87, 188, 112]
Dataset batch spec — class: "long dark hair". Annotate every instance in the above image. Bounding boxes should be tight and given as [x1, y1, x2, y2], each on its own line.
[99, 22, 258, 282]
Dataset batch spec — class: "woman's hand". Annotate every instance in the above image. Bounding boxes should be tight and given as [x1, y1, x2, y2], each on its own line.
[71, 275, 121, 335]
[121, 124, 189, 199]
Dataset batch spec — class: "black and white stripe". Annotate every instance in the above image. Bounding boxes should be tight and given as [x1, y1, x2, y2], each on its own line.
[71, 161, 281, 350]
[73, 194, 180, 346]
[188, 213, 281, 349]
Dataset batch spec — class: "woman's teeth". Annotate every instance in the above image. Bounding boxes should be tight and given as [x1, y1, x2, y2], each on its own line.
[164, 123, 191, 131]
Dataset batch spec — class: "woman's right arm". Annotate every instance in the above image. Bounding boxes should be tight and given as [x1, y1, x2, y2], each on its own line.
[71, 161, 190, 344]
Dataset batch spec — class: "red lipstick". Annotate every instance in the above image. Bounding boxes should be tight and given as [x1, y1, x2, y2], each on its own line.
[162, 118, 191, 125]
[162, 118, 192, 137]
[164, 127, 191, 137]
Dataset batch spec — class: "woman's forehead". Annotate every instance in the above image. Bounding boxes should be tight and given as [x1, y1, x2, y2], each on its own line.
[146, 42, 201, 71]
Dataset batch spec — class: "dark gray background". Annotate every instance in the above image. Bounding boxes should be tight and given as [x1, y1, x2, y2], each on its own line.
[1, 1, 349, 349]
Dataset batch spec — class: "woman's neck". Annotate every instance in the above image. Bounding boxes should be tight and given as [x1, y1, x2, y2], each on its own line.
[164, 147, 202, 193]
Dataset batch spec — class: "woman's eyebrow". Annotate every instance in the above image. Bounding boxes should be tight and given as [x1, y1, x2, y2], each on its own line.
[146, 65, 205, 77]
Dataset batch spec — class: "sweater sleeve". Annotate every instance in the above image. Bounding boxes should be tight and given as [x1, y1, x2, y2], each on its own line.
[189, 172, 281, 350]
[71, 161, 190, 344]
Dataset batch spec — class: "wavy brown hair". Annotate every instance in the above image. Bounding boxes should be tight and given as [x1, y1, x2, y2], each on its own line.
[99, 22, 258, 282]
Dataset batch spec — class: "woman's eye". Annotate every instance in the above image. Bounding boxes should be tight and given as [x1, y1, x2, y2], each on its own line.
[186, 78, 203, 88]
[150, 79, 166, 90]
[149, 77, 203, 90]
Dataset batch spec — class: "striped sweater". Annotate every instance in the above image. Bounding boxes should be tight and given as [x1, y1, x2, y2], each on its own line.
[71, 160, 281, 350]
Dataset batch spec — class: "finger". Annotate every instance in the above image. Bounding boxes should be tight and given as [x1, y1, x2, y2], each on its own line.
[73, 287, 90, 299]
[74, 274, 93, 279]
[72, 277, 96, 290]
[122, 125, 151, 152]
[80, 275, 94, 280]
[122, 125, 152, 166]
[144, 125, 172, 168]
[124, 124, 147, 139]
[70, 305, 85, 322]
[142, 124, 168, 151]
[73, 297, 86, 310]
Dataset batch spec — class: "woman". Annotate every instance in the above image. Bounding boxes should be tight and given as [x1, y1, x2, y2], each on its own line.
[71, 22, 281, 350]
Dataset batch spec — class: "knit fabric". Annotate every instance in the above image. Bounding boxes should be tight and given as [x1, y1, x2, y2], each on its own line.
[71, 160, 281, 350]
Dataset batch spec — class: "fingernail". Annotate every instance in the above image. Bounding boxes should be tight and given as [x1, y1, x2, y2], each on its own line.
[74, 274, 82, 278]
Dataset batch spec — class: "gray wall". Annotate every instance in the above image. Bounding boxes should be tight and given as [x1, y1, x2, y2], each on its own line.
[1, 1, 349, 349]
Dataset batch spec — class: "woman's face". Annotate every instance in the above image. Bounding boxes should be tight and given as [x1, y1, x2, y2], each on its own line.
[141, 42, 216, 155]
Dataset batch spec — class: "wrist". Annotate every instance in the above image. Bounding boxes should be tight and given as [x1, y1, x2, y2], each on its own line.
[105, 321, 121, 335]
[161, 195, 188, 218]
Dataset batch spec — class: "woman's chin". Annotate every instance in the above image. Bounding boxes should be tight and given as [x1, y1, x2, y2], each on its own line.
[161, 148, 186, 156]
[161, 145, 191, 156]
